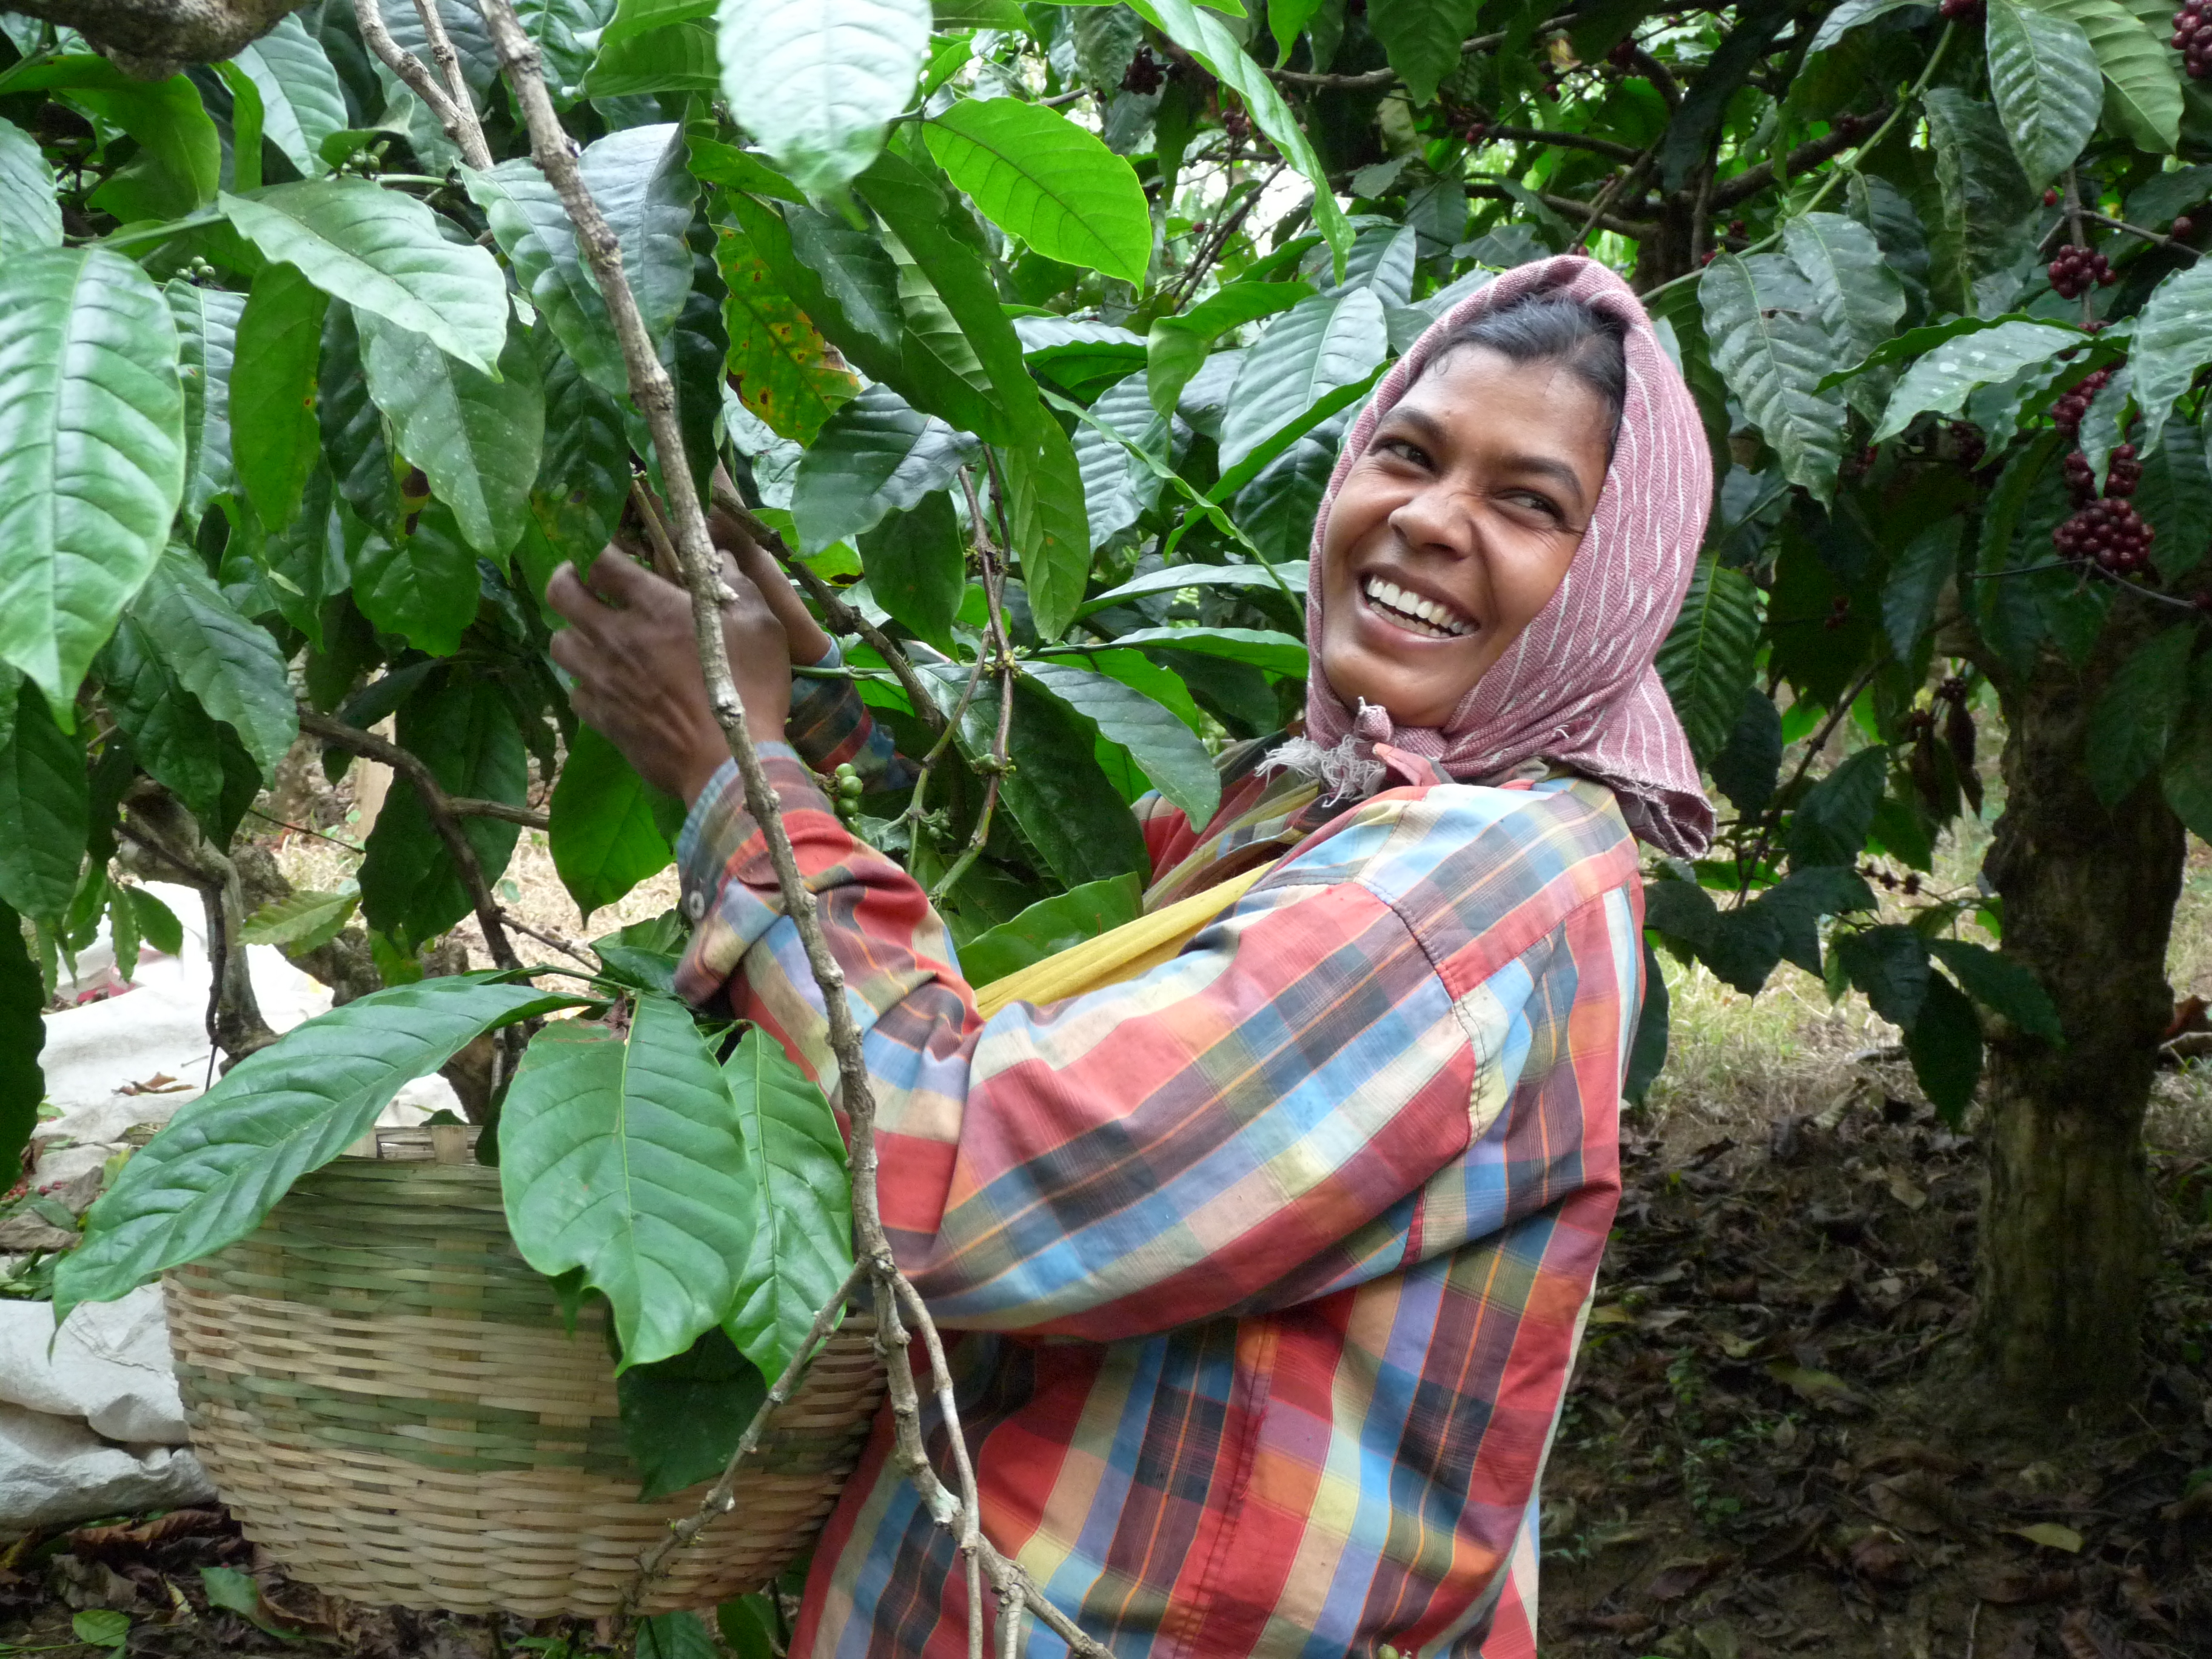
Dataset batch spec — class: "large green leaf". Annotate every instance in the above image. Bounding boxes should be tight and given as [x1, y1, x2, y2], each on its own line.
[377, 0, 498, 95]
[56, 976, 586, 1322]
[1004, 414, 1091, 642]
[1810, 0, 1932, 49]
[99, 612, 228, 833]
[721, 1028, 852, 1381]
[922, 97, 1150, 284]
[0, 115, 61, 253]
[717, 0, 932, 196]
[1871, 320, 2081, 442]
[1881, 517, 1962, 662]
[858, 493, 964, 646]
[2128, 263, 2212, 458]
[714, 217, 859, 445]
[1233, 414, 1340, 566]
[360, 313, 544, 558]
[602, 0, 712, 49]
[1700, 252, 1846, 504]
[1080, 560, 1308, 616]
[789, 383, 973, 553]
[353, 500, 482, 654]
[1023, 659, 1220, 825]
[518, 335, 631, 611]
[1147, 279, 1310, 420]
[1906, 969, 1985, 1125]
[465, 124, 699, 397]
[1655, 555, 1761, 768]
[231, 260, 330, 532]
[2131, 421, 2212, 568]
[520, 0, 615, 96]
[549, 722, 675, 923]
[1367, 0, 1480, 105]
[583, 20, 719, 94]
[500, 994, 757, 1367]
[958, 872, 1145, 986]
[220, 180, 509, 375]
[1787, 745, 1889, 869]
[358, 669, 528, 948]
[2163, 656, 2212, 842]
[616, 1326, 766, 1500]
[129, 550, 298, 777]
[239, 886, 360, 950]
[165, 281, 245, 528]
[1078, 626, 1308, 678]
[1072, 370, 1167, 551]
[0, 896, 43, 1178]
[1926, 937, 2062, 1042]
[1780, 214, 1906, 420]
[1985, 0, 2102, 189]
[315, 303, 392, 522]
[1124, 0, 1352, 272]
[2083, 622, 2196, 806]
[1218, 287, 1388, 475]
[0, 247, 184, 709]
[229, 15, 350, 179]
[0, 680, 85, 922]
[2023, 0, 2182, 150]
[1922, 87, 2039, 315]
[1836, 922, 1932, 1029]
[5, 61, 218, 221]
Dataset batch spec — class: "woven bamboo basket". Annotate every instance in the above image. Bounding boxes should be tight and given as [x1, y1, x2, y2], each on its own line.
[161, 1127, 883, 1617]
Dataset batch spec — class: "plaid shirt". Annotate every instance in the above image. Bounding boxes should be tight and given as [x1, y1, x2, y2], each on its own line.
[675, 688, 1643, 1659]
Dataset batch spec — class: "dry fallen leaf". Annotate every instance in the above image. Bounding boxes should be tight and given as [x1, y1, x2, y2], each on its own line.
[2006, 1521, 2085, 1553]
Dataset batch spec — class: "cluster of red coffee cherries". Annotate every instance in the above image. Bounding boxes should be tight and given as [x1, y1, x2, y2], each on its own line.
[1120, 48, 1164, 95]
[2051, 366, 2116, 438]
[2053, 500, 2156, 572]
[2061, 443, 2141, 503]
[2048, 243, 2117, 298]
[2170, 0, 2212, 78]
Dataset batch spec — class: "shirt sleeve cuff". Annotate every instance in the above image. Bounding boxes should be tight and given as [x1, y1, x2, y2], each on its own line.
[676, 744, 800, 927]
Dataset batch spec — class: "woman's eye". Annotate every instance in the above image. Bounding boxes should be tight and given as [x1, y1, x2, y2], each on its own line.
[1504, 489, 1564, 521]
[1378, 437, 1432, 468]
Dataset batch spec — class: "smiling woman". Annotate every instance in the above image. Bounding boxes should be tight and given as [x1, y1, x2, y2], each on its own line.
[548, 255, 1714, 1659]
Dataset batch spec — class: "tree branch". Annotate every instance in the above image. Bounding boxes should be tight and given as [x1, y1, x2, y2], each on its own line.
[408, 0, 489, 168]
[1710, 109, 1888, 210]
[5, 0, 297, 76]
[350, 0, 491, 170]
[927, 468, 1016, 907]
[297, 706, 524, 971]
[1262, 13, 1578, 89]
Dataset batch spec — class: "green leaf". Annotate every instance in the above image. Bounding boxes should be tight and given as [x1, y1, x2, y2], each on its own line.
[2084, 622, 2196, 806]
[360, 313, 543, 558]
[2163, 671, 2212, 843]
[603, 0, 712, 49]
[377, 0, 498, 95]
[129, 886, 184, 956]
[1811, 0, 1941, 50]
[721, 1027, 852, 1381]
[1926, 937, 2062, 1042]
[316, 303, 392, 523]
[1845, 172, 1933, 322]
[519, 333, 631, 612]
[717, 0, 932, 196]
[0, 247, 185, 709]
[220, 180, 509, 375]
[520, 0, 614, 96]
[468, 124, 699, 397]
[714, 217, 859, 445]
[70, 1610, 129, 1651]
[923, 96, 1150, 284]
[717, 1595, 782, 1659]
[790, 383, 973, 553]
[2128, 263, 2212, 459]
[7, 61, 219, 221]
[1985, 0, 2102, 188]
[352, 500, 481, 655]
[1147, 280, 1309, 419]
[617, 1326, 767, 1500]
[1711, 687, 1783, 814]
[959, 871, 1144, 985]
[1070, 369, 1166, 551]
[1081, 559, 1307, 615]
[239, 886, 360, 950]
[1780, 213, 1906, 420]
[1005, 414, 1091, 642]
[0, 896, 38, 1204]
[1233, 412, 1342, 567]
[1623, 935, 1667, 1105]
[859, 492, 964, 646]
[56, 974, 586, 1321]
[1023, 659, 1219, 825]
[1700, 252, 1846, 505]
[1871, 320, 2081, 442]
[232, 260, 329, 532]
[1218, 287, 1388, 475]
[0, 682, 84, 925]
[1788, 745, 1889, 869]
[0, 115, 61, 253]
[2023, 0, 2182, 151]
[1017, 316, 1148, 395]
[585, 20, 720, 93]
[549, 722, 675, 923]
[1367, 0, 1480, 106]
[1904, 968, 1983, 1125]
[1655, 555, 1761, 768]
[1882, 517, 1962, 662]
[166, 281, 245, 528]
[99, 613, 227, 832]
[1124, 0, 1351, 272]
[1078, 625, 1308, 678]
[500, 994, 756, 1366]
[636, 1612, 721, 1659]
[1922, 87, 2039, 315]
[229, 15, 350, 179]
[130, 549, 299, 777]
[358, 669, 526, 947]
[1835, 922, 1932, 1029]
[1748, 865, 1878, 976]
[2130, 415, 2212, 567]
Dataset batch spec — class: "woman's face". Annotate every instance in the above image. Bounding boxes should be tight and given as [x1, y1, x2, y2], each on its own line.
[1316, 345, 1615, 730]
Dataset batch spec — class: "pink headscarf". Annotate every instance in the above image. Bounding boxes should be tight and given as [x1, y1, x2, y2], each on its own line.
[1303, 254, 1715, 857]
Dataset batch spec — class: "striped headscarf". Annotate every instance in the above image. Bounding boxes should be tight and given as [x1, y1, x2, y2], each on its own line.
[1303, 254, 1716, 857]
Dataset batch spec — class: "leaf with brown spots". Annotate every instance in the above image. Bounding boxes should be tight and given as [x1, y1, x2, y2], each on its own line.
[715, 223, 858, 446]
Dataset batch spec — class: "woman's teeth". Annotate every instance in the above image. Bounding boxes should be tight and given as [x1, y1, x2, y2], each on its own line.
[1362, 575, 1472, 638]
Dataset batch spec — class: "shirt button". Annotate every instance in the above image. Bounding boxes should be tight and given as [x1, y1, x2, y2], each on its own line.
[683, 888, 708, 922]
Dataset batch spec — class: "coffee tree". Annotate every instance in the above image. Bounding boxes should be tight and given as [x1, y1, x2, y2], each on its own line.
[0, 13, 2205, 1629]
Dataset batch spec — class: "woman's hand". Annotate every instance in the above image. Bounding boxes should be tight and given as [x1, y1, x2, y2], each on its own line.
[547, 513, 809, 806]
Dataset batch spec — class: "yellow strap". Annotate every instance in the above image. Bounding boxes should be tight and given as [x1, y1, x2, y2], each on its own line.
[973, 862, 1276, 1019]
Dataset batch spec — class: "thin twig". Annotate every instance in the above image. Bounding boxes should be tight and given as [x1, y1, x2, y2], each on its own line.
[2085, 209, 2202, 262]
[1264, 13, 1576, 87]
[2063, 169, 2094, 329]
[1575, 146, 1654, 250]
[1162, 164, 1284, 312]
[409, 0, 490, 167]
[349, 0, 490, 170]
[498, 908, 598, 969]
[297, 706, 524, 971]
[928, 468, 1016, 906]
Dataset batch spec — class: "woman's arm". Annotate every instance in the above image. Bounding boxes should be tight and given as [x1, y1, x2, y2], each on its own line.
[674, 764, 1642, 1340]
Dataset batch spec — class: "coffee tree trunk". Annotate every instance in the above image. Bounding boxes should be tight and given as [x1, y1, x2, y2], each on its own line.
[1976, 631, 2187, 1419]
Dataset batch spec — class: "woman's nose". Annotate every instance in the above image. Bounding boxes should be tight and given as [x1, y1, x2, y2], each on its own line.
[1387, 482, 1475, 559]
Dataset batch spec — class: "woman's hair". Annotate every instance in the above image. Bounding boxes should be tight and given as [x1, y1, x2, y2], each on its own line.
[1419, 292, 1629, 449]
